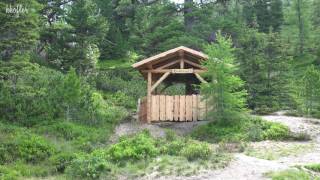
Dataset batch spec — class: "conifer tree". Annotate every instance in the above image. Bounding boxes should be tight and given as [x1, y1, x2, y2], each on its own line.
[237, 29, 291, 113]
[201, 33, 247, 123]
[66, 0, 108, 75]
[0, 0, 41, 61]
[292, 65, 320, 117]
[58, 68, 81, 120]
[255, 0, 284, 33]
[128, 0, 204, 56]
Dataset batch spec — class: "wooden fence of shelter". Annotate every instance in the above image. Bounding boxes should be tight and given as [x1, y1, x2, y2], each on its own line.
[132, 46, 209, 123]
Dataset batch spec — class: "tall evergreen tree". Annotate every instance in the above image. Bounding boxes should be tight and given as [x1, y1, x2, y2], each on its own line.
[311, 0, 320, 67]
[128, 0, 204, 56]
[292, 65, 320, 117]
[95, 0, 130, 59]
[281, 0, 314, 70]
[0, 0, 41, 61]
[237, 29, 291, 113]
[255, 0, 284, 33]
[201, 33, 247, 123]
[66, 0, 108, 74]
[57, 68, 81, 120]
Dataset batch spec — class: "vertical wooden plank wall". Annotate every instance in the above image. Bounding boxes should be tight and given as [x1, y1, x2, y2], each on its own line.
[179, 95, 186, 121]
[159, 95, 166, 121]
[192, 95, 198, 121]
[166, 96, 173, 121]
[151, 95, 159, 121]
[173, 95, 180, 121]
[185, 96, 193, 121]
[147, 95, 206, 122]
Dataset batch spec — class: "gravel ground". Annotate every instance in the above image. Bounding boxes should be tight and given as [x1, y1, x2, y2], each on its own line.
[109, 117, 209, 142]
[261, 114, 320, 139]
[112, 113, 320, 180]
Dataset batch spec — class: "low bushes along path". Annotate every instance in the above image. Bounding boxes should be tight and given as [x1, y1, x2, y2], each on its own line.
[187, 114, 320, 180]
[112, 113, 320, 180]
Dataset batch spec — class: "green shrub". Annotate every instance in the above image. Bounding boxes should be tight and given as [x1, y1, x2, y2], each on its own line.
[262, 122, 289, 140]
[0, 132, 56, 164]
[0, 165, 20, 180]
[81, 91, 127, 126]
[267, 169, 312, 180]
[254, 105, 279, 115]
[7, 162, 54, 177]
[0, 62, 126, 127]
[162, 139, 186, 156]
[180, 141, 212, 161]
[66, 152, 112, 179]
[0, 62, 63, 126]
[246, 123, 264, 141]
[105, 91, 136, 109]
[191, 120, 247, 143]
[107, 130, 159, 163]
[50, 152, 76, 173]
[36, 121, 97, 141]
[305, 163, 320, 172]
[191, 115, 291, 142]
[95, 69, 146, 101]
[164, 129, 177, 141]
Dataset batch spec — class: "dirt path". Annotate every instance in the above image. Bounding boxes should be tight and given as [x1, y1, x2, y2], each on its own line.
[113, 114, 320, 180]
[109, 118, 209, 142]
[261, 115, 320, 166]
[187, 115, 320, 180]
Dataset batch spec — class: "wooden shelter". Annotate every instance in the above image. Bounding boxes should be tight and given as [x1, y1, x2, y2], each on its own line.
[132, 46, 208, 123]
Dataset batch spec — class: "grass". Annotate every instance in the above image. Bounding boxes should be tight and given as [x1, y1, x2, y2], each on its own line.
[0, 118, 123, 180]
[305, 163, 320, 172]
[62, 130, 233, 179]
[245, 142, 314, 160]
[191, 115, 292, 143]
[97, 59, 132, 70]
[118, 153, 232, 178]
[266, 169, 319, 180]
[112, 132, 233, 178]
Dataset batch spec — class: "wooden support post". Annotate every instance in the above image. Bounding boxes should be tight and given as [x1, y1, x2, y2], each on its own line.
[180, 59, 184, 69]
[147, 72, 152, 123]
[179, 50, 185, 69]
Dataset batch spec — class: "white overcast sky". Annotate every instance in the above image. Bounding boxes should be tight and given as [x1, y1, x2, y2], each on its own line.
[170, 0, 184, 4]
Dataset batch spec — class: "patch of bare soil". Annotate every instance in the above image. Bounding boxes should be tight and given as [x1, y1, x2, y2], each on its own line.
[109, 116, 209, 143]
[262, 115, 320, 139]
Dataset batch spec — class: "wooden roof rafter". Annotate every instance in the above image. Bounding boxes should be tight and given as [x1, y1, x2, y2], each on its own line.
[132, 46, 208, 70]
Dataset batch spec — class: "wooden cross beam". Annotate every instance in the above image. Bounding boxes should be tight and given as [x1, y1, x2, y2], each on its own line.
[151, 72, 171, 92]
[155, 60, 180, 70]
[183, 59, 206, 70]
[142, 69, 206, 73]
[195, 73, 208, 84]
